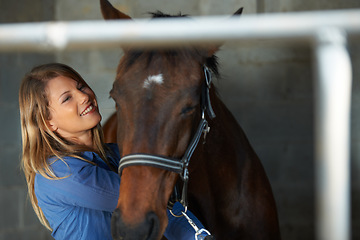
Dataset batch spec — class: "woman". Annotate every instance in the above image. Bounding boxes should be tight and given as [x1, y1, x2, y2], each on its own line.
[19, 63, 210, 240]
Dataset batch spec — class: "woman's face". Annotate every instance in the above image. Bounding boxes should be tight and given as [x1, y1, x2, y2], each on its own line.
[46, 75, 101, 144]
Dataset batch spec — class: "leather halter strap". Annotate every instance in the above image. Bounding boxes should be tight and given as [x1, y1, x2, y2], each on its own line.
[118, 118, 209, 179]
[202, 65, 216, 119]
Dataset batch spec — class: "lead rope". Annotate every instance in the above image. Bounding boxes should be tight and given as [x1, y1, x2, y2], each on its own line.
[169, 205, 212, 239]
[181, 211, 212, 240]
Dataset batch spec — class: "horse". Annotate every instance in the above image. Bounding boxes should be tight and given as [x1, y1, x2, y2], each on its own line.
[100, 0, 281, 239]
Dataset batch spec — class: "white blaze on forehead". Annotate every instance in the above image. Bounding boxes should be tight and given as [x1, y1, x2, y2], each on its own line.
[143, 74, 164, 89]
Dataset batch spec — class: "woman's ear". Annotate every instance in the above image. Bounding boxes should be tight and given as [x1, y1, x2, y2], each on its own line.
[46, 119, 58, 132]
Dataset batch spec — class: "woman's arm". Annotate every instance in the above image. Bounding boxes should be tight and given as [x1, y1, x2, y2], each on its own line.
[35, 155, 120, 212]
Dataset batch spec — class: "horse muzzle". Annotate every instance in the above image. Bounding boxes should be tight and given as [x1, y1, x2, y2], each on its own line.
[111, 208, 160, 240]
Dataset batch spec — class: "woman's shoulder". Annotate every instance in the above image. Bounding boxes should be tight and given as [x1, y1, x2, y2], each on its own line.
[39, 145, 120, 178]
[48, 154, 89, 167]
[42, 153, 93, 179]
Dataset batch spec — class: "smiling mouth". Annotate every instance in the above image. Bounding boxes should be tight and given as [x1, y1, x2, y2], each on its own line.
[80, 104, 94, 116]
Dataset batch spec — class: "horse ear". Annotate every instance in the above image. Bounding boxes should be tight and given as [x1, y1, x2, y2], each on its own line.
[100, 0, 132, 20]
[233, 7, 244, 16]
[205, 7, 243, 57]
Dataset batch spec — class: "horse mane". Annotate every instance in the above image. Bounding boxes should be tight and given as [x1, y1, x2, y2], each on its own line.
[121, 11, 220, 78]
[148, 11, 189, 18]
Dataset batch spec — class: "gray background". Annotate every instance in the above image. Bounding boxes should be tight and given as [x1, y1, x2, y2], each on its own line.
[1, 0, 360, 239]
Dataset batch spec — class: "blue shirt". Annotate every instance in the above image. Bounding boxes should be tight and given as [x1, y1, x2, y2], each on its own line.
[35, 144, 208, 240]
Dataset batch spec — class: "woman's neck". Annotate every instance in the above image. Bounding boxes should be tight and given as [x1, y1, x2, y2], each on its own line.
[67, 131, 95, 149]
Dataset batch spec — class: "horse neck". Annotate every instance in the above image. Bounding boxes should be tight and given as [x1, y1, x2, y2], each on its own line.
[207, 89, 255, 153]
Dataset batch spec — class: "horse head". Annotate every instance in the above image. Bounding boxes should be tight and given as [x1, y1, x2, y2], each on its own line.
[100, 0, 243, 239]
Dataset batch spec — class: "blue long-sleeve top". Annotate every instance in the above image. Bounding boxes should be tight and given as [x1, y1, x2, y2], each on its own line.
[35, 143, 207, 240]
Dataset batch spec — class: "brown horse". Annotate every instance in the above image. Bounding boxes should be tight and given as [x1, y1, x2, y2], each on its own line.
[101, 0, 281, 239]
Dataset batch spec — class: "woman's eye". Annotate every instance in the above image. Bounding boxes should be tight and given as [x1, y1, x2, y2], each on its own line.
[62, 96, 71, 103]
[78, 85, 86, 91]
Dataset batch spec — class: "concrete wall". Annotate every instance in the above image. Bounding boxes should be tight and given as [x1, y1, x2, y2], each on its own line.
[0, 1, 56, 239]
[1, 0, 359, 239]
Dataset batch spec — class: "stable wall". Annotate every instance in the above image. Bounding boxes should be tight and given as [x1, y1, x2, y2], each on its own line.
[0, 0, 55, 239]
[1, 0, 359, 239]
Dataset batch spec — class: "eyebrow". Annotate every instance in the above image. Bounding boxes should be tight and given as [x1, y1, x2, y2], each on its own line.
[76, 81, 84, 88]
[59, 90, 70, 100]
[57, 80, 81, 101]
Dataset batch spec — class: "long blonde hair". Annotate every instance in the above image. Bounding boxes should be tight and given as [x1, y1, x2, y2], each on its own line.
[19, 63, 113, 230]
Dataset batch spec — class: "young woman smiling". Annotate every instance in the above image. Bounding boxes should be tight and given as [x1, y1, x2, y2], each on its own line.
[19, 63, 210, 240]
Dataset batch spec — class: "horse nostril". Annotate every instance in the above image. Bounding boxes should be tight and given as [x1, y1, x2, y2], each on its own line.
[111, 209, 160, 240]
[145, 212, 160, 240]
[111, 208, 124, 240]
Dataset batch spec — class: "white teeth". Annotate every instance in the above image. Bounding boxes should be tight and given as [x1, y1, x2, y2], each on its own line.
[80, 105, 93, 116]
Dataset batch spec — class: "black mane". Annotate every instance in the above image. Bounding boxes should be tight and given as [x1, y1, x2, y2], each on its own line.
[148, 11, 189, 19]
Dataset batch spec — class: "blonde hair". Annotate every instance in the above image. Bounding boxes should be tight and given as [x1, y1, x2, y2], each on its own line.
[19, 63, 113, 230]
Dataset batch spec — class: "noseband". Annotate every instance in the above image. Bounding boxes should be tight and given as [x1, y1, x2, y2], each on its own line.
[118, 65, 216, 211]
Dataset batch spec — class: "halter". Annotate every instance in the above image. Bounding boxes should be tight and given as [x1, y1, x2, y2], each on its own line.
[118, 65, 216, 212]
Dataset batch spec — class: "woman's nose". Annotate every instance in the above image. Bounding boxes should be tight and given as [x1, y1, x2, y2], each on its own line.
[77, 90, 90, 104]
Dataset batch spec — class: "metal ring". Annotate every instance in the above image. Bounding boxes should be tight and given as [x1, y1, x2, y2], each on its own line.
[169, 205, 187, 218]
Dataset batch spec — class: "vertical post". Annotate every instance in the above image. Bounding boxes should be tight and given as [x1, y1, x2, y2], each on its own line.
[314, 28, 352, 240]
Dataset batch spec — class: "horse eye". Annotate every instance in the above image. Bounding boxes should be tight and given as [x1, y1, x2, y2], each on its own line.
[181, 106, 196, 115]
